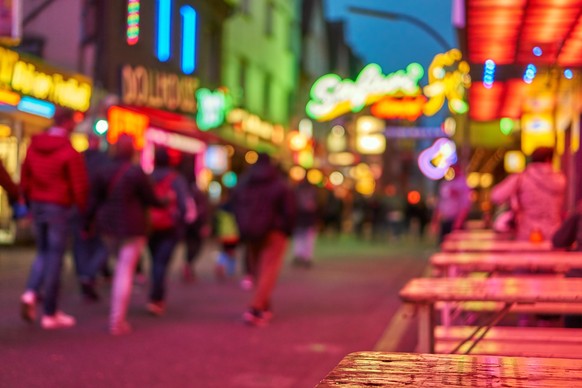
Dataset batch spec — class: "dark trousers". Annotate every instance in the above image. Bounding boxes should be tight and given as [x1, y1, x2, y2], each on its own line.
[26, 202, 71, 315]
[148, 229, 179, 302]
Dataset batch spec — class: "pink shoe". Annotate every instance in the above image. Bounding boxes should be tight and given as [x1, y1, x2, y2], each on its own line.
[41, 311, 76, 329]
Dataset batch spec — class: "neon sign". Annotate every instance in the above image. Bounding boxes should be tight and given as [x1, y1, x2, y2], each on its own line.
[418, 138, 457, 180]
[423, 49, 470, 116]
[0, 47, 92, 112]
[227, 108, 285, 145]
[121, 64, 198, 113]
[180, 5, 197, 75]
[196, 88, 230, 131]
[306, 49, 470, 122]
[127, 0, 140, 45]
[306, 63, 424, 122]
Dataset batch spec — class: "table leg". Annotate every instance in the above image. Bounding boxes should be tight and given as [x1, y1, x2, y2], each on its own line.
[441, 266, 458, 327]
[417, 303, 435, 353]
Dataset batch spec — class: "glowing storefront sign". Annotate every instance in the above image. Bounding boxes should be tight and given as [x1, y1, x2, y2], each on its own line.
[306, 63, 424, 122]
[422, 49, 470, 116]
[121, 64, 198, 114]
[384, 126, 446, 139]
[306, 49, 470, 122]
[107, 106, 149, 149]
[227, 108, 284, 145]
[370, 95, 427, 121]
[418, 138, 457, 180]
[17, 96, 55, 118]
[0, 47, 92, 112]
[196, 88, 229, 130]
[146, 127, 205, 153]
[126, 0, 141, 45]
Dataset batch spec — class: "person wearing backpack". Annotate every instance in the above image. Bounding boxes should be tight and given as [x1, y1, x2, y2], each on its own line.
[231, 153, 296, 326]
[292, 178, 319, 268]
[146, 147, 197, 316]
[85, 134, 165, 335]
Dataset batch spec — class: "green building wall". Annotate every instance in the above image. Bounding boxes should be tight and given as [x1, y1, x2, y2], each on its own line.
[222, 0, 301, 126]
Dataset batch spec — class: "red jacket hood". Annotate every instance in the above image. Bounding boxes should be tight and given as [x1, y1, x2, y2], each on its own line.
[29, 133, 71, 154]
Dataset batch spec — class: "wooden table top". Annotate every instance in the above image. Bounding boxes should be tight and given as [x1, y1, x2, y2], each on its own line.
[441, 239, 553, 253]
[430, 251, 582, 272]
[399, 277, 582, 304]
[316, 351, 582, 387]
[444, 230, 512, 242]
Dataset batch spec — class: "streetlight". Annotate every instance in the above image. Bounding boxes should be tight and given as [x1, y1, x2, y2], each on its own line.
[347, 6, 452, 52]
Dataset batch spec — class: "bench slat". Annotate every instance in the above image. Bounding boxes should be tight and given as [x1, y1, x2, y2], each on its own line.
[435, 301, 582, 314]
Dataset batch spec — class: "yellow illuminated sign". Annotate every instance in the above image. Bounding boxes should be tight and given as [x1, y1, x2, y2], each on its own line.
[0, 47, 92, 111]
[107, 106, 149, 150]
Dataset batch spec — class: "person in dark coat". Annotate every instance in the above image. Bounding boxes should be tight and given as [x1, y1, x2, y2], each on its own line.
[20, 108, 89, 329]
[231, 153, 296, 326]
[72, 133, 111, 301]
[86, 134, 165, 335]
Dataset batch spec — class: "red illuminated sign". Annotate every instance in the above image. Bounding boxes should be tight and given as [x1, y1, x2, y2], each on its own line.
[107, 106, 149, 149]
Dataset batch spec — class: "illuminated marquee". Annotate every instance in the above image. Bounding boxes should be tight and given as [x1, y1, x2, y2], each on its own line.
[121, 64, 198, 114]
[418, 138, 457, 180]
[306, 49, 470, 122]
[107, 106, 149, 149]
[0, 47, 92, 112]
[227, 108, 285, 145]
[306, 63, 424, 122]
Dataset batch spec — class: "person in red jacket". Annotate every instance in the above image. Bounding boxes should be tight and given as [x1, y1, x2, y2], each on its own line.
[19, 108, 89, 330]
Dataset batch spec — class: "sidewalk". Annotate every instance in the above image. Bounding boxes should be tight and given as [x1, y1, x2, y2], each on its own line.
[0, 234, 434, 387]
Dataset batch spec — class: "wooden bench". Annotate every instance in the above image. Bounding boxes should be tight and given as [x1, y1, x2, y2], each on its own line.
[436, 301, 582, 315]
[316, 351, 582, 387]
[399, 277, 582, 354]
[435, 326, 582, 359]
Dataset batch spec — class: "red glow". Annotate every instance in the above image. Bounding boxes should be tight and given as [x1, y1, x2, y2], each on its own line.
[469, 82, 505, 121]
[407, 190, 421, 205]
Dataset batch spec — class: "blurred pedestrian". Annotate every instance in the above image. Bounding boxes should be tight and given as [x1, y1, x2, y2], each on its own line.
[180, 165, 210, 282]
[231, 153, 295, 326]
[73, 133, 110, 302]
[431, 164, 471, 244]
[213, 195, 239, 279]
[20, 108, 89, 329]
[491, 147, 566, 241]
[86, 134, 165, 335]
[292, 178, 319, 267]
[146, 147, 197, 316]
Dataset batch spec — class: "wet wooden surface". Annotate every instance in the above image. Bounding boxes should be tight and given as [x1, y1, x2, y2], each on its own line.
[444, 230, 512, 242]
[430, 251, 582, 274]
[316, 351, 582, 387]
[399, 277, 582, 304]
[441, 239, 553, 253]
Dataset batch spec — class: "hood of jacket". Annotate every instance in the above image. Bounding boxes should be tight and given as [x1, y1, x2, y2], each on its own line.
[247, 162, 278, 184]
[28, 133, 71, 155]
[524, 163, 564, 195]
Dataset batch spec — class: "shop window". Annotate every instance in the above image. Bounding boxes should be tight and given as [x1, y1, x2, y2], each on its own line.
[240, 0, 251, 15]
[239, 59, 248, 108]
[263, 73, 271, 118]
[265, 2, 274, 37]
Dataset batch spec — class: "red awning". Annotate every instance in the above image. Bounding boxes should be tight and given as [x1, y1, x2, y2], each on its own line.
[466, 0, 582, 121]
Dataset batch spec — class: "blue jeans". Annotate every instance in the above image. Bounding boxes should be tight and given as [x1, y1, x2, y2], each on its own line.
[72, 210, 109, 283]
[148, 230, 179, 302]
[26, 202, 72, 315]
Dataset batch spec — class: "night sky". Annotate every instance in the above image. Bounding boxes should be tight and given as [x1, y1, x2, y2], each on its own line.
[324, 0, 458, 126]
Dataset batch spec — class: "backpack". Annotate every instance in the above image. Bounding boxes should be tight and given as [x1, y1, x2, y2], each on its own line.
[233, 181, 275, 242]
[150, 172, 179, 231]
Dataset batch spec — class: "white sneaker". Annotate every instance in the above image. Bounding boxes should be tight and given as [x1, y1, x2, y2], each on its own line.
[41, 311, 76, 329]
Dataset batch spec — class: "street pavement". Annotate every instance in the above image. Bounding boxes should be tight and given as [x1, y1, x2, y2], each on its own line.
[0, 234, 435, 387]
